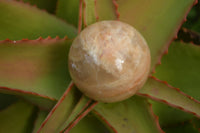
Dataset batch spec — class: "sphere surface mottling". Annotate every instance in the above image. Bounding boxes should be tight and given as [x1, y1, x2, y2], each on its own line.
[68, 21, 151, 102]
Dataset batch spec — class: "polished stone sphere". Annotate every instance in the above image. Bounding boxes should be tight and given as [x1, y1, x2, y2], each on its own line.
[68, 20, 151, 103]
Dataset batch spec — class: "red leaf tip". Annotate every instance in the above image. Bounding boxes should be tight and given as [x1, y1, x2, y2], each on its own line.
[112, 0, 120, 20]
[194, 0, 198, 5]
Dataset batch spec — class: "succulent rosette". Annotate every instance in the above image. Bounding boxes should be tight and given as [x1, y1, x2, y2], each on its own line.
[0, 0, 199, 133]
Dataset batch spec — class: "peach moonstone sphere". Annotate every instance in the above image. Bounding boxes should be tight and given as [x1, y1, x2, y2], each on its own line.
[68, 21, 151, 103]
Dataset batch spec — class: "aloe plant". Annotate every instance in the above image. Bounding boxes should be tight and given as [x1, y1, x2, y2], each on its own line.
[0, 0, 200, 132]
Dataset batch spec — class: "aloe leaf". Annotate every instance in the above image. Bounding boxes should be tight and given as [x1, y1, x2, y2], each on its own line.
[94, 96, 163, 133]
[69, 113, 110, 133]
[149, 100, 194, 127]
[83, 0, 195, 70]
[0, 38, 72, 104]
[154, 41, 200, 106]
[0, 93, 17, 109]
[37, 83, 82, 133]
[92, 111, 117, 133]
[22, 94, 56, 110]
[83, 0, 96, 26]
[0, 0, 77, 40]
[190, 5, 200, 33]
[59, 95, 92, 132]
[149, 41, 200, 125]
[0, 101, 35, 133]
[0, 87, 56, 110]
[163, 121, 199, 133]
[191, 21, 200, 33]
[95, 0, 118, 21]
[32, 111, 110, 133]
[32, 110, 48, 133]
[138, 77, 200, 118]
[63, 101, 98, 132]
[83, 0, 116, 26]
[116, 0, 195, 70]
[182, 2, 199, 29]
[56, 0, 79, 27]
[16, 0, 57, 13]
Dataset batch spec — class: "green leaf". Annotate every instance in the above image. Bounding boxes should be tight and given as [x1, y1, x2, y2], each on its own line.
[0, 87, 56, 110]
[151, 41, 200, 125]
[149, 100, 193, 126]
[0, 39, 72, 102]
[0, 93, 17, 110]
[117, 0, 195, 70]
[32, 110, 48, 133]
[182, 3, 199, 29]
[94, 96, 163, 133]
[61, 100, 98, 132]
[0, 101, 35, 133]
[69, 113, 110, 133]
[138, 77, 200, 118]
[163, 121, 199, 133]
[37, 83, 82, 133]
[83, 0, 195, 70]
[191, 19, 200, 33]
[16, 0, 58, 13]
[59, 95, 92, 132]
[83, 0, 117, 26]
[56, 0, 79, 27]
[83, 0, 96, 26]
[22, 93, 56, 110]
[154, 41, 200, 104]
[0, 0, 77, 40]
[189, 2, 200, 34]
[95, 0, 117, 21]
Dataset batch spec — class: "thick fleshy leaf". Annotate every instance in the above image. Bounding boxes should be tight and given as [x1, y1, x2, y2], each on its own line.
[138, 77, 200, 118]
[37, 83, 82, 133]
[154, 41, 200, 104]
[0, 101, 35, 133]
[59, 95, 92, 132]
[191, 21, 200, 33]
[16, 0, 57, 13]
[163, 121, 199, 133]
[21, 93, 56, 110]
[95, 0, 118, 21]
[182, 2, 200, 29]
[83, 0, 195, 70]
[32, 110, 48, 133]
[63, 101, 98, 132]
[83, 0, 117, 26]
[94, 96, 163, 133]
[148, 101, 193, 126]
[92, 111, 117, 133]
[0, 86, 56, 110]
[190, 2, 200, 34]
[56, 0, 79, 27]
[116, 0, 196, 70]
[83, 0, 96, 26]
[151, 41, 200, 125]
[69, 113, 110, 133]
[0, 0, 77, 40]
[0, 38, 72, 105]
[0, 93, 17, 109]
